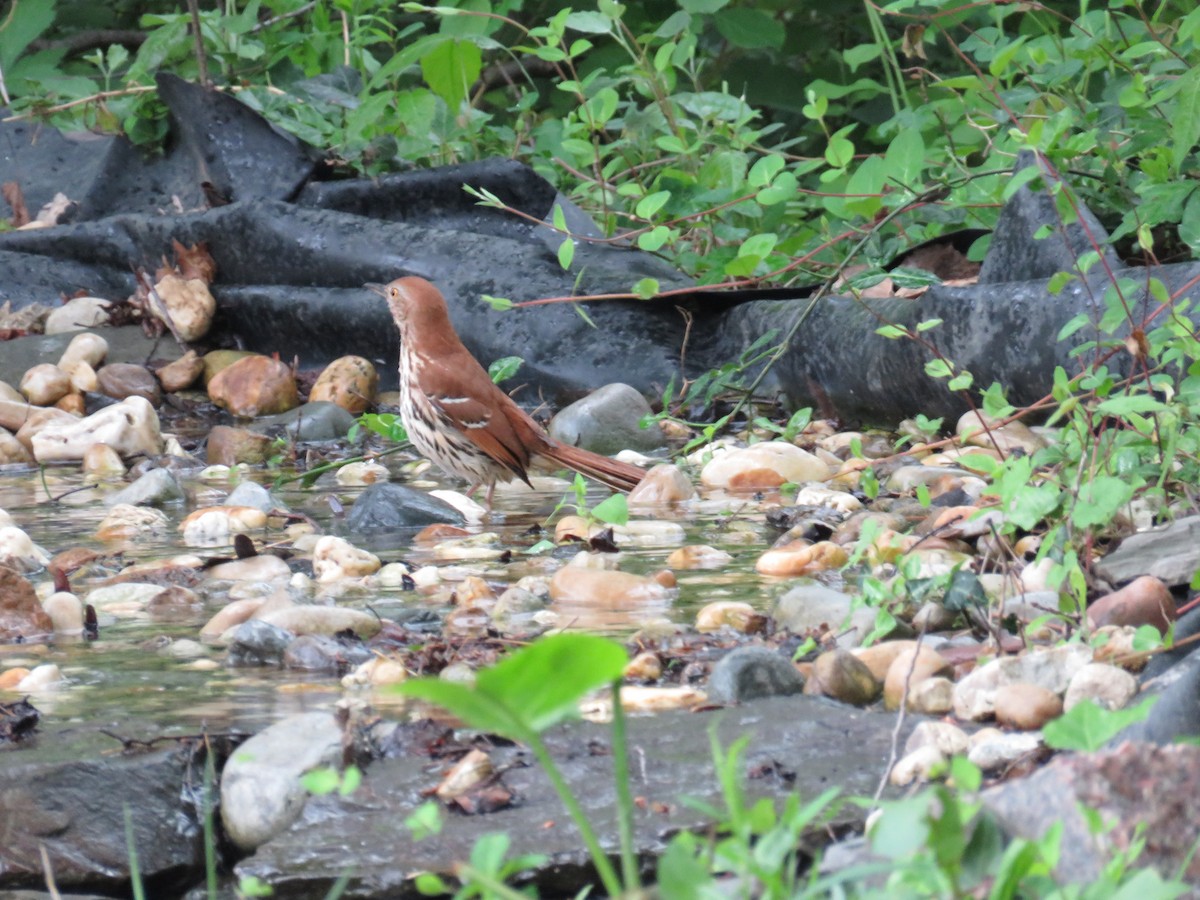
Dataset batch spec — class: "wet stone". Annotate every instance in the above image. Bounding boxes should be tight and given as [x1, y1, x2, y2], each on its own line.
[207, 425, 274, 466]
[345, 482, 466, 531]
[706, 646, 805, 705]
[104, 467, 185, 507]
[226, 619, 295, 666]
[225, 480, 279, 513]
[547, 382, 664, 455]
[96, 363, 162, 406]
[283, 634, 371, 672]
[253, 400, 356, 441]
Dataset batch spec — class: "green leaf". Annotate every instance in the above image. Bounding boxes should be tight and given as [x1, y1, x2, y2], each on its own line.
[1172, 67, 1200, 174]
[883, 128, 925, 192]
[638, 225, 671, 252]
[1071, 475, 1134, 530]
[739, 233, 777, 258]
[481, 294, 514, 311]
[487, 356, 523, 383]
[1005, 482, 1061, 531]
[947, 372, 974, 391]
[714, 8, 785, 50]
[843, 43, 882, 72]
[876, 324, 908, 339]
[590, 493, 629, 526]
[557, 237, 575, 269]
[825, 133, 855, 169]
[632, 277, 659, 299]
[924, 358, 953, 378]
[636, 190, 671, 219]
[300, 768, 340, 795]
[405, 801, 443, 840]
[680, 0, 728, 11]
[1095, 394, 1168, 417]
[1043, 697, 1156, 752]
[757, 172, 797, 205]
[397, 634, 628, 738]
[420, 38, 482, 111]
[748, 154, 785, 188]
[564, 11, 612, 33]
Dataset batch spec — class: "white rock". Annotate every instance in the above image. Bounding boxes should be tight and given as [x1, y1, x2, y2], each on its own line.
[85, 582, 164, 616]
[31, 396, 163, 463]
[220, 712, 344, 851]
[19, 364, 72, 406]
[256, 605, 381, 638]
[334, 461, 390, 486]
[0, 525, 50, 573]
[82, 443, 126, 481]
[376, 562, 415, 587]
[0, 427, 32, 465]
[153, 274, 216, 342]
[953, 644, 1092, 721]
[611, 520, 686, 547]
[63, 359, 99, 394]
[890, 744, 946, 786]
[179, 506, 267, 546]
[57, 332, 109, 370]
[205, 555, 293, 582]
[904, 721, 970, 758]
[43, 297, 112, 334]
[96, 504, 170, 540]
[42, 591, 84, 633]
[699, 441, 830, 488]
[1063, 662, 1139, 711]
[17, 663, 64, 692]
[967, 730, 1043, 772]
[792, 484, 863, 513]
[429, 489, 486, 523]
[312, 535, 381, 582]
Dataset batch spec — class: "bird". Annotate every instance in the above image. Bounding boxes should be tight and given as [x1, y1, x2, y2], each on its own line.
[368, 276, 646, 508]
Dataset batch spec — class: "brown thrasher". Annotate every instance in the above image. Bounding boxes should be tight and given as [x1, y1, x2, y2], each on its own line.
[369, 276, 645, 507]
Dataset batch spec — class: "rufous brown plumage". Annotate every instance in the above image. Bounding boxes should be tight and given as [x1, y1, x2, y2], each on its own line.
[370, 276, 645, 506]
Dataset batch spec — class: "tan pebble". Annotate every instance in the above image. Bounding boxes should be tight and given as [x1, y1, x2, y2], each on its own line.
[342, 655, 407, 687]
[727, 467, 786, 491]
[57, 332, 108, 370]
[0, 667, 31, 690]
[755, 540, 847, 576]
[908, 676, 954, 715]
[201, 598, 268, 639]
[334, 461, 390, 485]
[651, 569, 676, 588]
[97, 504, 169, 540]
[852, 640, 917, 683]
[206, 425, 274, 466]
[695, 600, 759, 634]
[309, 356, 379, 414]
[413, 523, 472, 543]
[179, 506, 267, 545]
[82, 443, 126, 480]
[626, 463, 696, 504]
[17, 663, 63, 691]
[207, 355, 299, 418]
[1087, 575, 1175, 633]
[54, 393, 86, 415]
[883, 645, 951, 710]
[454, 575, 496, 607]
[810, 648, 880, 706]
[155, 350, 205, 393]
[905, 720, 970, 758]
[29, 396, 161, 463]
[700, 442, 830, 488]
[890, 744, 946, 786]
[1063, 662, 1138, 711]
[42, 591, 84, 633]
[312, 535, 380, 581]
[666, 544, 733, 569]
[624, 651, 663, 682]
[549, 566, 669, 605]
[555, 515, 592, 543]
[993, 682, 1063, 730]
[19, 364, 72, 406]
[153, 273, 216, 342]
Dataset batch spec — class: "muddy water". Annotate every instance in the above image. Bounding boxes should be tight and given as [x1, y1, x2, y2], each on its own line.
[0, 462, 780, 731]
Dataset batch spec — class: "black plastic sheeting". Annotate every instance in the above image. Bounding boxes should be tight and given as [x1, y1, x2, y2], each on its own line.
[0, 75, 1192, 423]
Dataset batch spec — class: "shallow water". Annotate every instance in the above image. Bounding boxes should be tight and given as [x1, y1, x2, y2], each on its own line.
[0, 460, 784, 731]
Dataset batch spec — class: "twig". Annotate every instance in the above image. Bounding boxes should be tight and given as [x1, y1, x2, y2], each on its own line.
[39, 844, 62, 900]
[186, 0, 209, 87]
[872, 629, 924, 807]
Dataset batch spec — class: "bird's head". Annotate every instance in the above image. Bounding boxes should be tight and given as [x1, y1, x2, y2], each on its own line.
[367, 276, 450, 334]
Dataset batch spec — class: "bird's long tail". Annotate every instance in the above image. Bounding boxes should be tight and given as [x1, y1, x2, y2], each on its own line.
[540, 441, 646, 493]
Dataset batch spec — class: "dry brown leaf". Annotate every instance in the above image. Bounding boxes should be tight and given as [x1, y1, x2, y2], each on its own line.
[172, 239, 217, 283]
[2, 182, 29, 228]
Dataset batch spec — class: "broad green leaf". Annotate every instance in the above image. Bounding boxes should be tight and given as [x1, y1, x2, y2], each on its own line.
[557, 237, 575, 269]
[1005, 482, 1061, 531]
[591, 493, 629, 526]
[419, 38, 482, 111]
[883, 128, 925, 192]
[487, 356, 523, 383]
[748, 154, 785, 188]
[757, 172, 797, 205]
[876, 324, 907, 339]
[564, 11, 612, 33]
[1071, 475, 1134, 530]
[481, 294, 514, 311]
[1094, 395, 1168, 417]
[714, 8, 785, 50]
[825, 133, 855, 169]
[679, 0, 728, 12]
[739, 232, 777, 258]
[632, 277, 660, 299]
[1173, 67, 1200, 173]
[1043, 697, 1156, 752]
[636, 190, 671, 219]
[924, 358, 952, 378]
[844, 43, 881, 72]
[638, 225, 671, 252]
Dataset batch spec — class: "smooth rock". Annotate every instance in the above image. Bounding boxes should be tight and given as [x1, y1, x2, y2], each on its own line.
[953, 644, 1093, 721]
[63, 359, 99, 393]
[312, 536, 381, 582]
[82, 443, 126, 480]
[1063, 662, 1138, 712]
[756, 540, 847, 576]
[624, 651, 663, 682]
[208, 355, 299, 418]
[105, 467, 185, 507]
[852, 640, 916, 683]
[253, 401, 356, 441]
[626, 463, 696, 504]
[549, 565, 671, 605]
[809, 648, 881, 706]
[206, 555, 292, 583]
[207, 425, 274, 466]
[0, 427, 32, 464]
[156, 349, 205, 392]
[1094, 514, 1200, 586]
[700, 442, 829, 489]
[17, 663, 63, 691]
[19, 364, 71, 406]
[179, 506, 268, 546]
[772, 583, 882, 648]
[968, 730, 1043, 772]
[309, 356, 378, 414]
[284, 634, 371, 671]
[31, 396, 163, 462]
[695, 601, 759, 634]
[256, 605, 382, 639]
[0, 526, 50, 573]
[883, 645, 952, 710]
[344, 482, 466, 531]
[666, 544, 733, 569]
[905, 720, 970, 758]
[890, 744, 946, 786]
[96, 504, 170, 540]
[42, 591, 84, 633]
[225, 481, 277, 513]
[57, 332, 109, 370]
[908, 676, 954, 715]
[84, 582, 163, 615]
[43, 296, 111, 333]
[956, 410, 1046, 455]
[706, 646, 805, 704]
[1087, 575, 1175, 633]
[342, 654, 408, 687]
[96, 363, 162, 405]
[993, 682, 1063, 730]
[153, 273, 216, 341]
[222, 615, 290, 660]
[548, 383, 664, 455]
[0, 565, 53, 639]
[335, 461, 390, 485]
[220, 711, 344, 851]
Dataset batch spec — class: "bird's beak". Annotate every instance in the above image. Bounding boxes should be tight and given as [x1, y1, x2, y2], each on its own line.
[364, 282, 386, 297]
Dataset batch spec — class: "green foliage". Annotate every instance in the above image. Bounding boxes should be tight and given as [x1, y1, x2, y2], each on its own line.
[1043, 697, 1157, 753]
